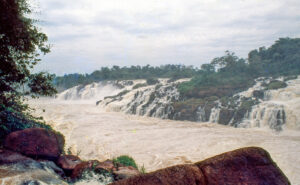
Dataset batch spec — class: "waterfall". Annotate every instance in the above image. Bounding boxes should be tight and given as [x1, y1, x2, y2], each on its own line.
[209, 107, 220, 123]
[240, 76, 300, 130]
[56, 76, 300, 131]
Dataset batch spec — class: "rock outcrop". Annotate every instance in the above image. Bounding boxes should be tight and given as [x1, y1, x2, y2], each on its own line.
[4, 128, 64, 161]
[0, 128, 291, 185]
[113, 166, 140, 180]
[110, 147, 290, 185]
[71, 160, 100, 179]
[0, 149, 33, 164]
[0, 159, 67, 185]
[57, 155, 82, 175]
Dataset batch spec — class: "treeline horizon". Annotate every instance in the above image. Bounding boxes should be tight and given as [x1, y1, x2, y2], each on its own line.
[54, 37, 300, 94]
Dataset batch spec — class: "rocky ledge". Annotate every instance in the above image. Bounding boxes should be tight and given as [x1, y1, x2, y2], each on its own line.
[0, 128, 290, 185]
[111, 147, 290, 185]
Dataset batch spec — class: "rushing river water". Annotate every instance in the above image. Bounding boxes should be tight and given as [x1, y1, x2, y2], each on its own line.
[29, 99, 300, 184]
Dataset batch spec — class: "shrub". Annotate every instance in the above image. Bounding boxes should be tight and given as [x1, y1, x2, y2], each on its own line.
[146, 78, 159, 85]
[0, 104, 54, 144]
[132, 83, 147, 89]
[113, 155, 138, 169]
[265, 80, 287, 90]
[252, 90, 265, 99]
[284, 75, 298, 81]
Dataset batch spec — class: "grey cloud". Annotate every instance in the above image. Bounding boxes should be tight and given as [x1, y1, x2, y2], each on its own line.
[33, 0, 300, 75]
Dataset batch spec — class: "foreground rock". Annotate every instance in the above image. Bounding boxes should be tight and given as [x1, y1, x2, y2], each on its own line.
[0, 159, 67, 185]
[95, 160, 115, 172]
[4, 128, 64, 161]
[195, 147, 289, 185]
[71, 160, 100, 180]
[110, 147, 290, 185]
[0, 149, 33, 164]
[57, 155, 82, 175]
[113, 166, 140, 180]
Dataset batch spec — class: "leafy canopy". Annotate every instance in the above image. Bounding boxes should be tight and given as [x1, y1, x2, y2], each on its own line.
[0, 0, 57, 140]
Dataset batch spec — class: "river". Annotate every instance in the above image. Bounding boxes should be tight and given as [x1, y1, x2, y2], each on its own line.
[29, 99, 300, 184]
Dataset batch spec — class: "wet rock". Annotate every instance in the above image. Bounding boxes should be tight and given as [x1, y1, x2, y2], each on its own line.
[110, 147, 290, 185]
[0, 149, 33, 164]
[57, 155, 81, 175]
[39, 160, 65, 178]
[218, 108, 234, 125]
[195, 147, 290, 185]
[113, 166, 140, 180]
[252, 90, 265, 99]
[95, 160, 115, 172]
[0, 160, 67, 185]
[110, 164, 204, 185]
[71, 160, 100, 180]
[4, 128, 64, 161]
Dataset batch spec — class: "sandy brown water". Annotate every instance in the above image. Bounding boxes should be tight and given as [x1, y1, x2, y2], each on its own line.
[30, 99, 300, 184]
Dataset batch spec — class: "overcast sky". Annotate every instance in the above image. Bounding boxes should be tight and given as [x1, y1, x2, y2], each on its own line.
[32, 0, 300, 75]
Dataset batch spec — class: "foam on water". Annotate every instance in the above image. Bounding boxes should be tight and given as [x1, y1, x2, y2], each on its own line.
[29, 98, 300, 184]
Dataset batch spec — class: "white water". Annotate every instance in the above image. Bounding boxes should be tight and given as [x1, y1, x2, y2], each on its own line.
[29, 98, 300, 184]
[26, 77, 300, 184]
[56, 81, 123, 101]
[242, 77, 300, 130]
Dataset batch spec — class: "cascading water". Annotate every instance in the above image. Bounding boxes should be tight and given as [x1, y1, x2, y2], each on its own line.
[98, 79, 189, 119]
[55, 76, 300, 131]
[56, 81, 128, 101]
[240, 76, 300, 130]
[209, 107, 220, 123]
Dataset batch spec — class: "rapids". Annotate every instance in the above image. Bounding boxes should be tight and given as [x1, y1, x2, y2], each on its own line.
[29, 99, 300, 184]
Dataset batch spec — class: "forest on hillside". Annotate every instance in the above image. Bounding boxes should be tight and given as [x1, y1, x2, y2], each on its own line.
[54, 38, 300, 95]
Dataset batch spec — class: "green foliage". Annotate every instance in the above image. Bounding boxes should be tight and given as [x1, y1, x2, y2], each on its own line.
[0, 0, 58, 142]
[264, 80, 287, 90]
[139, 164, 146, 174]
[132, 83, 148, 89]
[113, 155, 138, 169]
[146, 78, 159, 85]
[54, 65, 198, 91]
[0, 104, 51, 143]
[179, 38, 300, 99]
[248, 38, 300, 77]
[252, 90, 264, 99]
[284, 75, 298, 81]
[239, 99, 256, 111]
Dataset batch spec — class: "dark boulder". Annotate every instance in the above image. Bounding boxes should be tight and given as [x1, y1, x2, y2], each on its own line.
[57, 155, 82, 176]
[110, 147, 290, 185]
[4, 128, 64, 161]
[195, 147, 290, 185]
[0, 149, 33, 164]
[110, 164, 205, 185]
[71, 160, 100, 180]
[95, 159, 116, 172]
[113, 166, 140, 181]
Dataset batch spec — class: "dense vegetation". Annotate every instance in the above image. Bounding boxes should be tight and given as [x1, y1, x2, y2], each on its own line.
[54, 38, 300, 96]
[54, 64, 198, 91]
[178, 38, 300, 99]
[113, 155, 138, 169]
[0, 0, 57, 142]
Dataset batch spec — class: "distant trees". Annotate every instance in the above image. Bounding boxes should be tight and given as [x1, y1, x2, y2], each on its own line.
[54, 65, 199, 90]
[248, 38, 300, 76]
[178, 38, 300, 98]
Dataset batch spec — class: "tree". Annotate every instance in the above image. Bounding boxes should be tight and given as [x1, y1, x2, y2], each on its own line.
[0, 0, 56, 140]
[201, 64, 215, 73]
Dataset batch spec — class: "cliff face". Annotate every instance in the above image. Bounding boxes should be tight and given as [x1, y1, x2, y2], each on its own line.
[57, 76, 300, 131]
